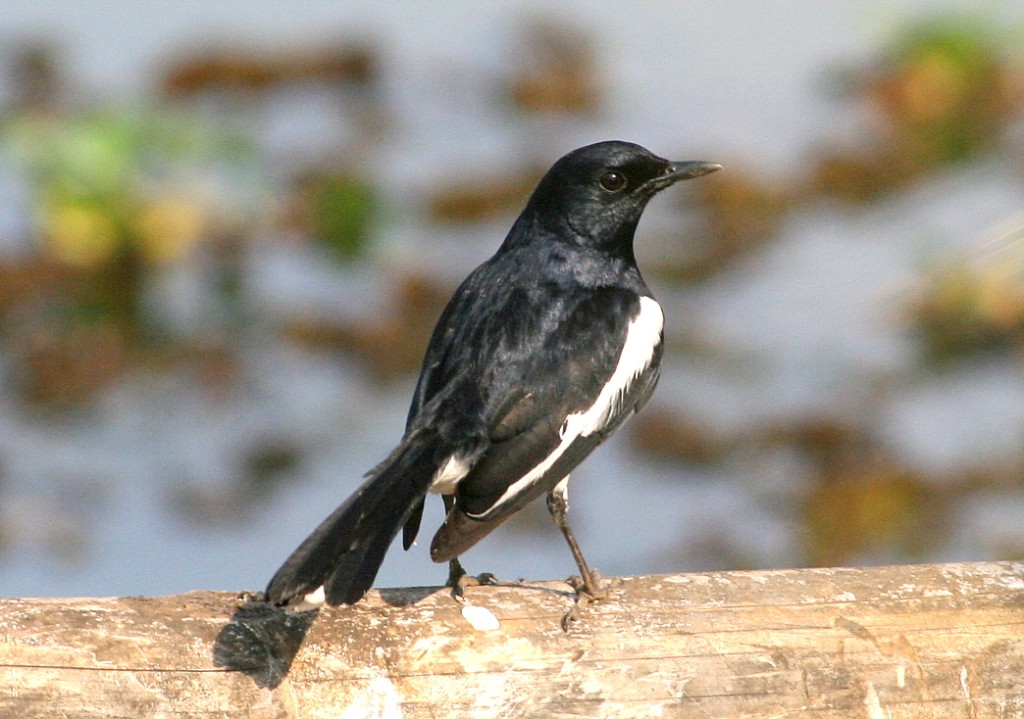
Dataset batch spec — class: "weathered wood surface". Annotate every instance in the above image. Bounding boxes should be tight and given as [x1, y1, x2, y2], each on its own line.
[2, 561, 1023, 718]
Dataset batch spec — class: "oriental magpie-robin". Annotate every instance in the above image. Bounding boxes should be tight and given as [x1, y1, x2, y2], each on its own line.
[266, 141, 720, 608]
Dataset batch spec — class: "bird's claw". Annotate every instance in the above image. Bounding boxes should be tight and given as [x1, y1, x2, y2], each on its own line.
[567, 568, 605, 600]
[560, 570, 605, 631]
[449, 571, 499, 603]
[560, 591, 590, 631]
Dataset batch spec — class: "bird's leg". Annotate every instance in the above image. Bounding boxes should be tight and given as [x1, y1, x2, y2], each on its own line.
[446, 556, 469, 599]
[547, 476, 602, 596]
[547, 476, 604, 628]
[442, 495, 496, 601]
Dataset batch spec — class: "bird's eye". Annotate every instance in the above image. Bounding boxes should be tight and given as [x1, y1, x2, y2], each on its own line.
[599, 171, 627, 192]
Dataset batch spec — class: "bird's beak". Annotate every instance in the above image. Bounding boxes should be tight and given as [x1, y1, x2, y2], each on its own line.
[642, 160, 722, 192]
[667, 160, 722, 181]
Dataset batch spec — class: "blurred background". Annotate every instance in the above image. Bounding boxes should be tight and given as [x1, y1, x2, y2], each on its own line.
[1, 1, 1023, 599]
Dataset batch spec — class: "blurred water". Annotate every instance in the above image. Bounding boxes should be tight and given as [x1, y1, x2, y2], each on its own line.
[1, 0, 1022, 599]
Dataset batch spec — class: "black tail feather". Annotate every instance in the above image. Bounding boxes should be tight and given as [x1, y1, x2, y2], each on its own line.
[265, 435, 439, 606]
[325, 515, 404, 604]
[402, 498, 425, 551]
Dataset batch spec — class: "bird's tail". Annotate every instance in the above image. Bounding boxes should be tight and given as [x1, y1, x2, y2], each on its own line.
[265, 433, 439, 606]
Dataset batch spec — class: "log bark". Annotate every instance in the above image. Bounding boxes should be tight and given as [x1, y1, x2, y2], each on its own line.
[2, 561, 1023, 718]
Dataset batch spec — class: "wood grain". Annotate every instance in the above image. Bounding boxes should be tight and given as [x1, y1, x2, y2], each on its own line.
[2, 561, 1023, 718]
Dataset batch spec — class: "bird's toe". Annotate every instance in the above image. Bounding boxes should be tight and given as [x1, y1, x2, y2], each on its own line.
[566, 568, 605, 601]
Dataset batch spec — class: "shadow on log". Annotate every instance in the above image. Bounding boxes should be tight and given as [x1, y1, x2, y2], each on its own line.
[212, 597, 316, 689]
[2, 561, 1024, 718]
[210, 585, 441, 689]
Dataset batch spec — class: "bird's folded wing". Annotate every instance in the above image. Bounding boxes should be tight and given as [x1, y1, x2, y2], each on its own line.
[430, 287, 663, 560]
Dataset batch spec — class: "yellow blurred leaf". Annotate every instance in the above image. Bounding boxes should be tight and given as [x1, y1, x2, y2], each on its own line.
[41, 202, 121, 268]
[134, 196, 207, 263]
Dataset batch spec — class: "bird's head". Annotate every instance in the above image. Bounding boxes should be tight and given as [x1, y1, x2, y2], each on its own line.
[524, 140, 720, 254]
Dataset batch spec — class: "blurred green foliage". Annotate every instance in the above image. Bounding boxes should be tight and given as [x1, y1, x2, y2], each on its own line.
[910, 245, 1024, 364]
[811, 12, 1022, 202]
[874, 14, 1020, 164]
[301, 172, 377, 262]
[5, 107, 256, 269]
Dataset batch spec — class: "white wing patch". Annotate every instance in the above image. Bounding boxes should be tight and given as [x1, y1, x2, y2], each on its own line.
[560, 296, 664, 439]
[467, 297, 663, 518]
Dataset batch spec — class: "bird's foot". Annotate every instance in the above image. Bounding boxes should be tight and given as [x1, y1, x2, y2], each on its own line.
[447, 563, 499, 603]
[561, 570, 605, 631]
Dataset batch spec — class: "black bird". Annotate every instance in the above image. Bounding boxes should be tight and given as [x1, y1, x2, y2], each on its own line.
[266, 141, 720, 609]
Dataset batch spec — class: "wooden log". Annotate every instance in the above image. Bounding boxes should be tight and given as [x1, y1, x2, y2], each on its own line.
[2, 561, 1023, 718]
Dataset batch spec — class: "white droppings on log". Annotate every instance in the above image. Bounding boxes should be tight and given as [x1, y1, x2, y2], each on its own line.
[461, 604, 500, 631]
[864, 681, 886, 719]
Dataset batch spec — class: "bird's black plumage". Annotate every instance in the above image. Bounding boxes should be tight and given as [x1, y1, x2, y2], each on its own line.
[266, 140, 720, 607]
